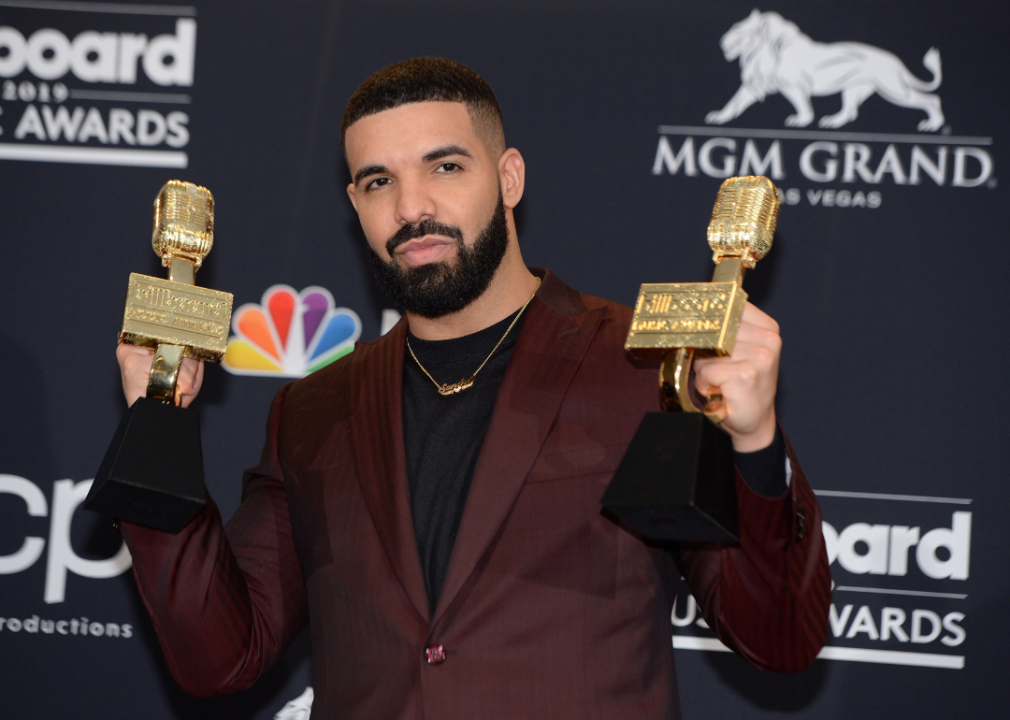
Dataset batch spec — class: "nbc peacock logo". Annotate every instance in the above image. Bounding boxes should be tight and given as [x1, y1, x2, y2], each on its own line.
[222, 285, 362, 378]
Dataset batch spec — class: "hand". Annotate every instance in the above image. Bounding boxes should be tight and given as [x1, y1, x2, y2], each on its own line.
[692, 302, 780, 452]
[116, 343, 205, 409]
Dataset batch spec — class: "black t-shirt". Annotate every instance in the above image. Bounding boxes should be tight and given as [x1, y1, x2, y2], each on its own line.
[402, 309, 786, 613]
[402, 309, 528, 614]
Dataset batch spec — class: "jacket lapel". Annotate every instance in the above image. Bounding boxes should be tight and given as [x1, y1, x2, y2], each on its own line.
[433, 274, 607, 624]
[349, 320, 430, 623]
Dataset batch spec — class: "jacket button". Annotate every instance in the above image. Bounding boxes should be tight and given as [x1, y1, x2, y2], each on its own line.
[425, 644, 446, 665]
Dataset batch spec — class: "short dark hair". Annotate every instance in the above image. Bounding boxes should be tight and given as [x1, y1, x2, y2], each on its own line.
[341, 57, 505, 157]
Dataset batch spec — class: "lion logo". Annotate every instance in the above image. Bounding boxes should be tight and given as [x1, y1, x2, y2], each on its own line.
[706, 9, 944, 131]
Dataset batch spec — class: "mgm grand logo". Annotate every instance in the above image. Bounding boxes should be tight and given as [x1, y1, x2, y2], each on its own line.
[653, 10, 995, 207]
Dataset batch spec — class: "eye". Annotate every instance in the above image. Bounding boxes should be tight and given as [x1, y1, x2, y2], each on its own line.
[434, 162, 461, 174]
[365, 176, 391, 191]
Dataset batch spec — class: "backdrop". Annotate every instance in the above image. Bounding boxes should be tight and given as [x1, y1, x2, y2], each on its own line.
[1, 1, 1006, 718]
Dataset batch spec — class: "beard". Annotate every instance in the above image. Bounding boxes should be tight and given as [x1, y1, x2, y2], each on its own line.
[365, 192, 509, 319]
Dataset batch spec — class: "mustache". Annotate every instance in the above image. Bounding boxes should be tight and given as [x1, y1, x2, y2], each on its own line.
[385, 219, 465, 256]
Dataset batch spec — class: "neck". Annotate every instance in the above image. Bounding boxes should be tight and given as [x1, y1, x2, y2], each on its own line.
[406, 242, 538, 341]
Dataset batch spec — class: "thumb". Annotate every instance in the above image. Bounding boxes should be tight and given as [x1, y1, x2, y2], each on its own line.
[177, 357, 205, 409]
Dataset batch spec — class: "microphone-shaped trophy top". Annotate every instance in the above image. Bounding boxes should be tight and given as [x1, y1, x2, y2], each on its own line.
[707, 176, 780, 269]
[151, 180, 215, 270]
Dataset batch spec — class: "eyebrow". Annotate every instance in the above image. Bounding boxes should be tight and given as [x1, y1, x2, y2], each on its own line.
[422, 144, 473, 163]
[354, 164, 388, 185]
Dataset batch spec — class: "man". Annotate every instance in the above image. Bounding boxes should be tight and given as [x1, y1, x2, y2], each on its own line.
[116, 58, 830, 719]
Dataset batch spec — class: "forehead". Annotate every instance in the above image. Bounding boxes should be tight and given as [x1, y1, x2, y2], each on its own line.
[344, 101, 481, 169]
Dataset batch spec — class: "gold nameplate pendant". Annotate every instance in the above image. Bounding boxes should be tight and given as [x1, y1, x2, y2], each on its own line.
[438, 377, 475, 395]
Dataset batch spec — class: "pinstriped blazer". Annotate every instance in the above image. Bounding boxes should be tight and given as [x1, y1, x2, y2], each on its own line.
[121, 268, 830, 720]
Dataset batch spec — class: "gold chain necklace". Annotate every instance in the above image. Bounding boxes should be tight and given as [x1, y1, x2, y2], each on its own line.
[406, 278, 541, 396]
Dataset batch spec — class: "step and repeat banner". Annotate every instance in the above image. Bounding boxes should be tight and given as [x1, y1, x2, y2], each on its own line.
[1, 1, 1006, 718]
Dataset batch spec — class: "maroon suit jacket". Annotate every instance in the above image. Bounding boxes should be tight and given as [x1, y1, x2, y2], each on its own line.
[121, 269, 830, 719]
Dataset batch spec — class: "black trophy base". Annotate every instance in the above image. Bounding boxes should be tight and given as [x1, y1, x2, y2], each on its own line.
[84, 397, 207, 533]
[602, 412, 739, 543]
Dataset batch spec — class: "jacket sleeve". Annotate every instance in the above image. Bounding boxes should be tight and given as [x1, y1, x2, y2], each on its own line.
[118, 383, 308, 697]
[670, 431, 831, 672]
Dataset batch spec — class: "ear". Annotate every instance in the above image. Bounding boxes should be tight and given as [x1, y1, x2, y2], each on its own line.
[346, 182, 358, 213]
[498, 148, 525, 210]
[750, 8, 760, 18]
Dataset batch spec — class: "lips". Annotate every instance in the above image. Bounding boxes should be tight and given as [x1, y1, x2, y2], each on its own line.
[393, 235, 455, 266]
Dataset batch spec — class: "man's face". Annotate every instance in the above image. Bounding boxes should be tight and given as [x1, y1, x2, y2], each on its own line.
[345, 101, 508, 318]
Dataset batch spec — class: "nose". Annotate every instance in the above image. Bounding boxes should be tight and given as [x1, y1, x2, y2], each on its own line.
[394, 175, 437, 227]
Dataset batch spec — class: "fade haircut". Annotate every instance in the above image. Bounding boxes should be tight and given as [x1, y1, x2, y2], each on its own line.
[341, 57, 506, 158]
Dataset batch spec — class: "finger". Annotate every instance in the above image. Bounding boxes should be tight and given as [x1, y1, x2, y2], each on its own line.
[693, 358, 776, 427]
[740, 302, 779, 333]
[177, 358, 204, 409]
[696, 352, 776, 384]
[176, 357, 200, 393]
[694, 358, 759, 395]
[117, 344, 154, 370]
[697, 338, 780, 379]
[117, 343, 154, 407]
[694, 336, 778, 373]
[116, 342, 151, 357]
[732, 322, 782, 355]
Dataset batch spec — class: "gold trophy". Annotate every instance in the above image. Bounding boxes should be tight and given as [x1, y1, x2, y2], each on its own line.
[85, 181, 233, 533]
[121, 181, 232, 398]
[602, 176, 781, 542]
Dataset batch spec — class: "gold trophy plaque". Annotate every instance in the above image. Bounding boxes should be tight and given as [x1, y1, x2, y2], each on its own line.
[602, 176, 781, 542]
[86, 181, 233, 533]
